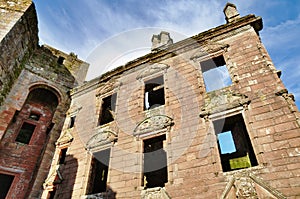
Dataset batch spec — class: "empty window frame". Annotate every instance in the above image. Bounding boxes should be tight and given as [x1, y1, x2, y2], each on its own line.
[15, 122, 36, 144]
[0, 173, 14, 199]
[89, 149, 111, 194]
[213, 114, 257, 172]
[98, 94, 117, 125]
[200, 55, 232, 92]
[143, 135, 168, 188]
[144, 76, 165, 110]
[59, 148, 68, 164]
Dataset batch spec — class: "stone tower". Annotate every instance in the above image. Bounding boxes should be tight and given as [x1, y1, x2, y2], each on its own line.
[0, 0, 88, 198]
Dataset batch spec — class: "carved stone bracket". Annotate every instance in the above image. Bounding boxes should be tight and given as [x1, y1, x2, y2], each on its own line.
[56, 128, 74, 147]
[86, 129, 118, 151]
[133, 115, 174, 138]
[141, 187, 171, 199]
[136, 63, 169, 80]
[276, 89, 299, 127]
[200, 89, 250, 119]
[43, 165, 63, 189]
[221, 170, 287, 199]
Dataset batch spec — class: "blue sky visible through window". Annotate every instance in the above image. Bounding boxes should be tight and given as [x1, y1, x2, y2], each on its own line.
[217, 131, 236, 154]
[203, 65, 232, 92]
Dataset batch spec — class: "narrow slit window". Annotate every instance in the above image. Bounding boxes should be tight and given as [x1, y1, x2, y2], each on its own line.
[59, 148, 68, 164]
[0, 173, 14, 199]
[144, 76, 165, 110]
[200, 55, 232, 92]
[48, 189, 56, 199]
[143, 135, 168, 188]
[213, 114, 257, 172]
[15, 122, 36, 144]
[98, 93, 117, 125]
[69, 116, 76, 128]
[89, 149, 111, 194]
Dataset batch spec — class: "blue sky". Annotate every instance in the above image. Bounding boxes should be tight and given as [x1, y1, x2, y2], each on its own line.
[32, 0, 300, 108]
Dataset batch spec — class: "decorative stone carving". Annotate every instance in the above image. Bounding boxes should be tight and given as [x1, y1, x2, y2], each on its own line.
[141, 187, 171, 199]
[200, 89, 250, 118]
[134, 115, 174, 138]
[43, 165, 63, 189]
[190, 42, 229, 62]
[56, 128, 73, 147]
[81, 189, 116, 199]
[96, 79, 122, 96]
[136, 63, 169, 80]
[221, 170, 287, 199]
[86, 129, 118, 151]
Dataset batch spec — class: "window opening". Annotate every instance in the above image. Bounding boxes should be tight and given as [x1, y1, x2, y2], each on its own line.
[213, 114, 257, 172]
[57, 56, 65, 64]
[98, 94, 117, 125]
[29, 113, 40, 121]
[143, 135, 168, 188]
[59, 148, 68, 164]
[15, 122, 36, 144]
[144, 76, 165, 110]
[200, 55, 232, 92]
[69, 116, 76, 128]
[89, 149, 111, 194]
[0, 173, 14, 199]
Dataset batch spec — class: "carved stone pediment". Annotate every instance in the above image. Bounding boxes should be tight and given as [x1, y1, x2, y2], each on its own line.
[221, 170, 287, 199]
[141, 187, 171, 199]
[200, 89, 250, 118]
[221, 171, 286, 199]
[190, 41, 229, 62]
[86, 129, 118, 151]
[134, 115, 174, 138]
[43, 165, 63, 189]
[56, 128, 73, 147]
[67, 102, 82, 116]
[96, 79, 122, 96]
[136, 63, 169, 80]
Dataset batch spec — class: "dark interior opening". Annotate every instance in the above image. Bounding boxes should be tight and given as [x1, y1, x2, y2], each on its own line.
[15, 122, 36, 144]
[143, 135, 168, 188]
[57, 56, 65, 64]
[27, 88, 59, 112]
[69, 116, 76, 128]
[90, 149, 111, 194]
[99, 94, 117, 125]
[48, 188, 56, 199]
[144, 76, 165, 110]
[0, 173, 14, 199]
[59, 148, 68, 164]
[213, 114, 258, 172]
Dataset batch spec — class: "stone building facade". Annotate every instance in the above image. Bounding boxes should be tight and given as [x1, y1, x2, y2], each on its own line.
[0, 1, 299, 199]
